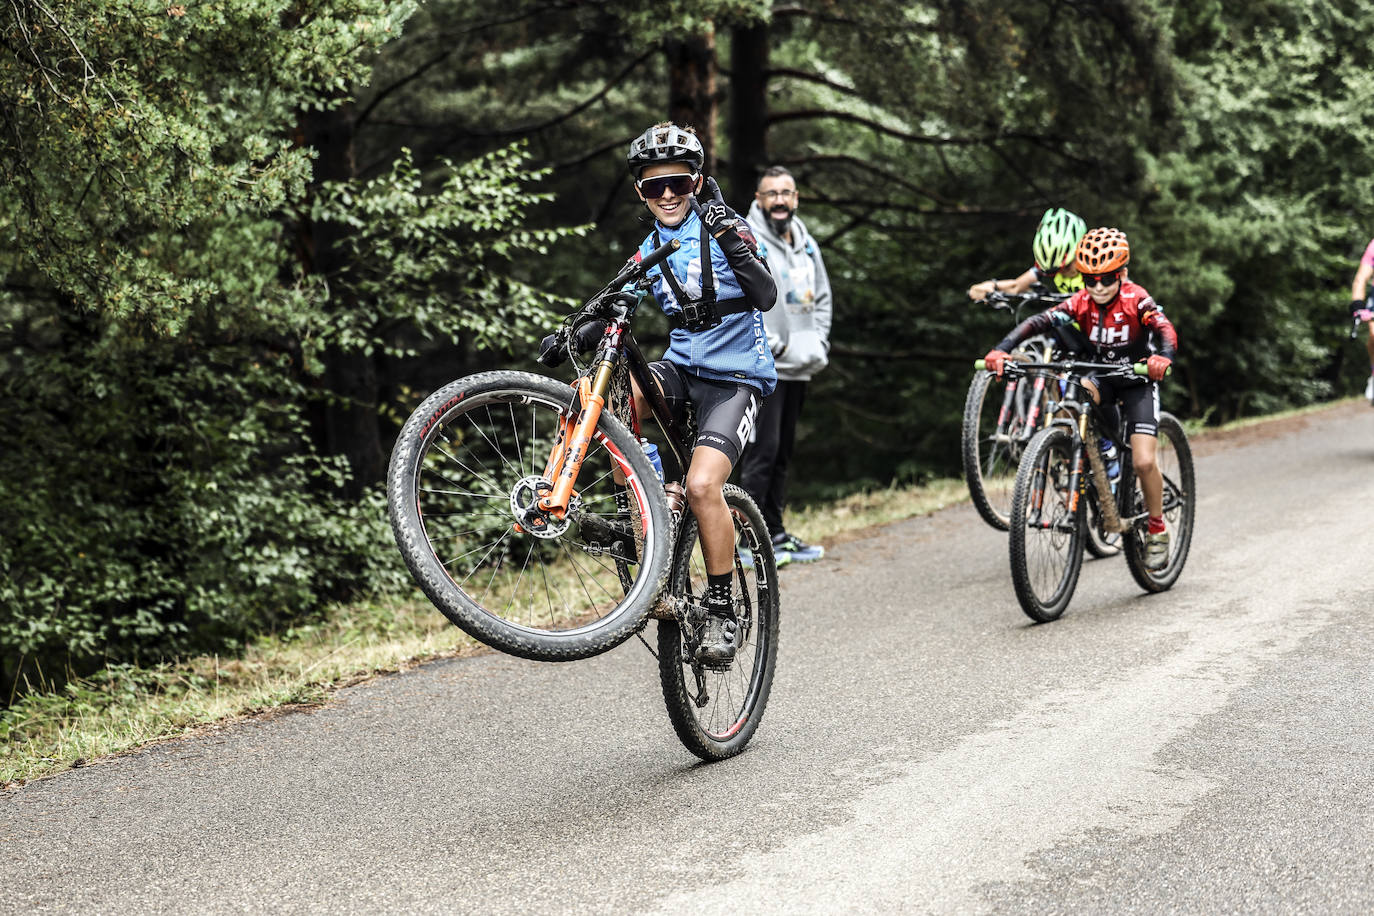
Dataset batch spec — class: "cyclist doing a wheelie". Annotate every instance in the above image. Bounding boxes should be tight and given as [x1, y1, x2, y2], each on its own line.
[543, 122, 776, 667]
[967, 208, 1088, 301]
[982, 227, 1179, 569]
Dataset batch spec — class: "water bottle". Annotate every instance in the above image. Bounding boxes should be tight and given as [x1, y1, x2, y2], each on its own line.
[1100, 437, 1121, 492]
[640, 438, 664, 484]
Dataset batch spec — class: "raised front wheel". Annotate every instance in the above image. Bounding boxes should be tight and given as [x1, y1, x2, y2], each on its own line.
[387, 371, 672, 661]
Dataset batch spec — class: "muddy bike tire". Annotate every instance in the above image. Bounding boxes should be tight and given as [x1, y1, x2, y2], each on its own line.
[1123, 413, 1195, 593]
[1008, 426, 1087, 622]
[387, 371, 672, 662]
[658, 485, 780, 761]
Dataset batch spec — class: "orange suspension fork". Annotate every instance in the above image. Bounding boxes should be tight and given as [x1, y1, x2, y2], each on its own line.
[540, 360, 616, 518]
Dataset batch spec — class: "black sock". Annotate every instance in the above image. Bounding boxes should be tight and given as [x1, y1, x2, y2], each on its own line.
[706, 572, 733, 617]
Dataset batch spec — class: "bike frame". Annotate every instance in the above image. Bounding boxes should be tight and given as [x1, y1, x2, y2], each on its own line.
[1030, 361, 1177, 535]
[995, 337, 1057, 446]
[538, 293, 692, 519]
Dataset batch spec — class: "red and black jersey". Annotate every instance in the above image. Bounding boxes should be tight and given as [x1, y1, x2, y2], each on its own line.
[996, 280, 1178, 364]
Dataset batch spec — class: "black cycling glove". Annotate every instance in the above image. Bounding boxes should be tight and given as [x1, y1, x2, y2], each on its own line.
[1352, 299, 1366, 316]
[537, 320, 610, 367]
[698, 177, 741, 240]
[700, 200, 739, 240]
[537, 332, 567, 367]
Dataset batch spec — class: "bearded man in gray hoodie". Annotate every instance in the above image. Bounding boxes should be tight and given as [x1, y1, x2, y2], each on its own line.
[738, 166, 833, 565]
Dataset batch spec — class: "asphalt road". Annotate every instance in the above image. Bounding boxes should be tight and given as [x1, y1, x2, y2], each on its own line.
[4, 403, 1373, 915]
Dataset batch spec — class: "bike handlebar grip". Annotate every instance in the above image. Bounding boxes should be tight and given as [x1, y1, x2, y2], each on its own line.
[1133, 362, 1171, 377]
[974, 359, 986, 371]
[639, 238, 680, 272]
[607, 238, 680, 289]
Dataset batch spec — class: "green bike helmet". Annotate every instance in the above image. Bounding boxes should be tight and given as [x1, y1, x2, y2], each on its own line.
[1033, 207, 1088, 274]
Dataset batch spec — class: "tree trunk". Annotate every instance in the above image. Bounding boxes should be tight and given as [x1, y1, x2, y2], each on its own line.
[728, 23, 769, 204]
[665, 28, 718, 176]
[294, 101, 384, 500]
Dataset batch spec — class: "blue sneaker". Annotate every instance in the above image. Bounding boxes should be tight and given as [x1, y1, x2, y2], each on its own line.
[737, 545, 789, 569]
[772, 531, 824, 564]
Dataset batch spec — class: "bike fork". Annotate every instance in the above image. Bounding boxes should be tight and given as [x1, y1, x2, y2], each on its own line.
[995, 379, 1017, 441]
[1022, 376, 1048, 442]
[540, 360, 616, 518]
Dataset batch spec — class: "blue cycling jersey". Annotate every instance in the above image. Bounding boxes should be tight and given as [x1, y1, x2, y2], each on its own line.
[636, 209, 776, 397]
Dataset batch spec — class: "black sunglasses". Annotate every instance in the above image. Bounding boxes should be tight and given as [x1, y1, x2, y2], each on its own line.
[1082, 271, 1121, 288]
[637, 173, 696, 199]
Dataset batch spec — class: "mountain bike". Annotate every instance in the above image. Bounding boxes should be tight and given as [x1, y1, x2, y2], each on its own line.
[961, 291, 1120, 558]
[387, 239, 779, 761]
[974, 358, 1196, 622]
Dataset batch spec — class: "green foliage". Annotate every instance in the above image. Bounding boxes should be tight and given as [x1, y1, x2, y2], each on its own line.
[0, 323, 411, 684]
[311, 144, 583, 363]
[0, 0, 415, 325]
[0, 1, 567, 697]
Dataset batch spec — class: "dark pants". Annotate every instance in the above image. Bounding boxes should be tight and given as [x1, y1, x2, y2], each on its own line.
[738, 379, 808, 538]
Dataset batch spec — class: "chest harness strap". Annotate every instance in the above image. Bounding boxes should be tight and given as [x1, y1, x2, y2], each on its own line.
[655, 219, 722, 332]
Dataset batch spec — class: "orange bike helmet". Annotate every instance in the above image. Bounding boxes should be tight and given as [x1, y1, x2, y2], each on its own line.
[1074, 227, 1130, 274]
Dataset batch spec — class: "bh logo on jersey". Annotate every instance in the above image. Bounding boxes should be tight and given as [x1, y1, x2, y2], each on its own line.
[1091, 323, 1130, 346]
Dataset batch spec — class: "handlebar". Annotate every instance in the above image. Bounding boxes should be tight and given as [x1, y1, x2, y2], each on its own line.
[547, 238, 683, 360]
[606, 238, 680, 291]
[975, 289, 1070, 310]
[974, 358, 1162, 378]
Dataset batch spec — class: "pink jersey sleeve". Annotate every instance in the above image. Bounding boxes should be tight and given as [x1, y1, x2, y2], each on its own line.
[1362, 239, 1374, 268]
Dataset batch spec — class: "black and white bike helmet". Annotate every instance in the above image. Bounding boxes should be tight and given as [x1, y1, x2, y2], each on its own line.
[626, 122, 704, 176]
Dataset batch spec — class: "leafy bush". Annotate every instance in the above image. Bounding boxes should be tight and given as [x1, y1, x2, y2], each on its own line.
[0, 326, 410, 692]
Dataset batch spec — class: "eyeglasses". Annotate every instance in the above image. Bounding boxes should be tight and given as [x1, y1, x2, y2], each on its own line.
[1081, 271, 1121, 288]
[637, 173, 696, 199]
[758, 189, 797, 201]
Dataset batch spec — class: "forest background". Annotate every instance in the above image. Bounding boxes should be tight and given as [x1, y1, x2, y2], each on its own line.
[3, 0, 1371, 701]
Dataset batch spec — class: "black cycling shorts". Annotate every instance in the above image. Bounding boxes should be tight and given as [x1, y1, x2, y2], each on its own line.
[1089, 374, 1160, 438]
[648, 360, 761, 466]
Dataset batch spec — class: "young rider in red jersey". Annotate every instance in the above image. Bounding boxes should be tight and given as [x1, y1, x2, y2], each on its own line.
[982, 227, 1179, 569]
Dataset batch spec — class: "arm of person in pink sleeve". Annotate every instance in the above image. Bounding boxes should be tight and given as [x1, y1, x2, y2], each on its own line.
[1352, 238, 1374, 306]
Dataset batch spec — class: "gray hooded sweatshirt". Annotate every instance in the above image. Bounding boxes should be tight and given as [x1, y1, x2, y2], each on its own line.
[746, 200, 834, 382]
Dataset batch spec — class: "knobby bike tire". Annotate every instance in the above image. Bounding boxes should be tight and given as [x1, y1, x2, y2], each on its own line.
[1008, 426, 1086, 622]
[1124, 413, 1195, 593]
[387, 371, 672, 662]
[961, 370, 1019, 531]
[657, 485, 780, 761]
